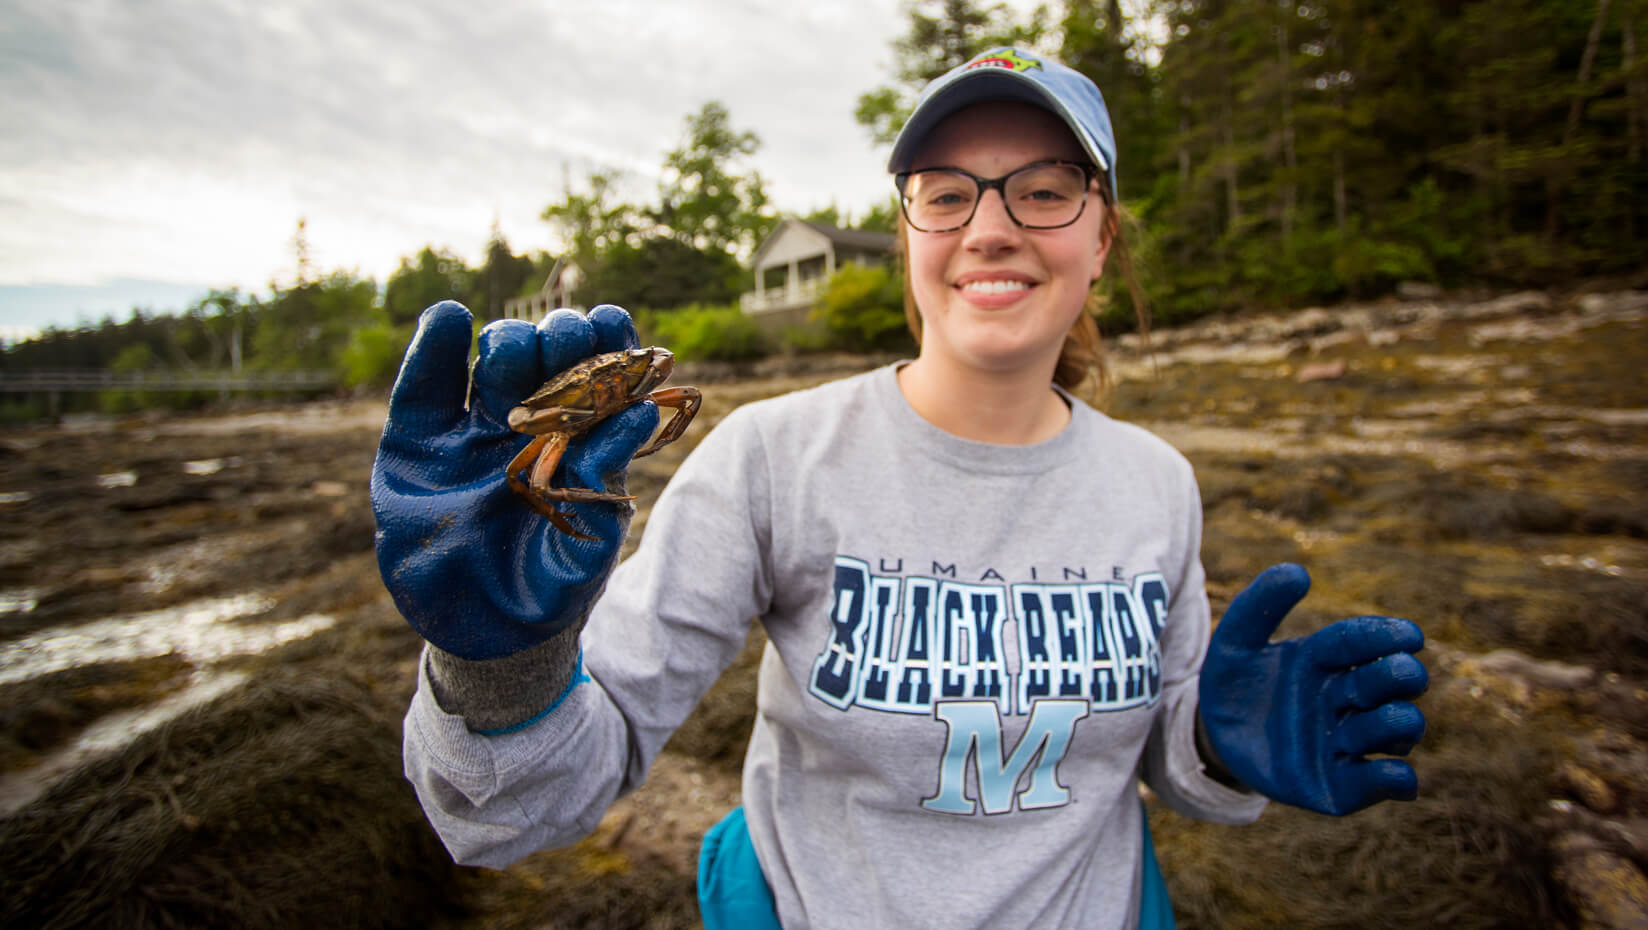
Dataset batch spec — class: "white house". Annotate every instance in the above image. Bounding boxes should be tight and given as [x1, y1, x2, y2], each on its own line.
[741, 219, 895, 331]
[502, 257, 583, 323]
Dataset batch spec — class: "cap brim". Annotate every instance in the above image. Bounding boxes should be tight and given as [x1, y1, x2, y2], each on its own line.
[886, 71, 1111, 180]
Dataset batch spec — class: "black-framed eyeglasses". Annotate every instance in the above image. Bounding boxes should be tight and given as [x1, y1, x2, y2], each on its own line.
[894, 160, 1099, 233]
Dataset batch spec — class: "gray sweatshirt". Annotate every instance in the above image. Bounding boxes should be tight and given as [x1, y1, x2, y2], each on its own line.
[403, 363, 1266, 929]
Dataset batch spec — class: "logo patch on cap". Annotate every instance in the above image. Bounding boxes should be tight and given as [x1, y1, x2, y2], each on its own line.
[964, 48, 1042, 73]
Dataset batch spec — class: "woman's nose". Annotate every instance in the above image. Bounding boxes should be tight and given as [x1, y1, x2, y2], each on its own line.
[963, 189, 1021, 253]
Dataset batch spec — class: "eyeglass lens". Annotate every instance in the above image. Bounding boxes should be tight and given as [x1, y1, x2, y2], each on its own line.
[901, 162, 1090, 232]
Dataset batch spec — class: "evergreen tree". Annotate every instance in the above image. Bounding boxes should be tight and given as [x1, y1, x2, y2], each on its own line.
[384, 247, 472, 326]
[465, 226, 538, 321]
[541, 170, 642, 272]
[653, 101, 777, 258]
[855, 0, 1046, 145]
[1057, 0, 1165, 203]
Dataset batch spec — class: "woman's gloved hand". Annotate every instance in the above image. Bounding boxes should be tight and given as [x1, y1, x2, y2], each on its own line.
[370, 301, 659, 662]
[1197, 563, 1429, 816]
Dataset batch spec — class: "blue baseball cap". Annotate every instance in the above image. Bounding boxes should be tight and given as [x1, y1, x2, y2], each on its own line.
[886, 47, 1119, 200]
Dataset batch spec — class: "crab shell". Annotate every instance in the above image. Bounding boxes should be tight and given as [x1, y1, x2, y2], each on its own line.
[506, 347, 674, 437]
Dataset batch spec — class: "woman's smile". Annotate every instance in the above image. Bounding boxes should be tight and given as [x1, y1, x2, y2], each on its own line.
[955, 272, 1037, 308]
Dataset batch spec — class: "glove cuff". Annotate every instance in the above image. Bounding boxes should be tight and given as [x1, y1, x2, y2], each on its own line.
[427, 621, 587, 733]
[1194, 710, 1246, 790]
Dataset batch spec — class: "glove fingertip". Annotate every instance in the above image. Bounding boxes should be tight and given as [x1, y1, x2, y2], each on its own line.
[588, 304, 640, 353]
[1388, 700, 1427, 740]
[387, 301, 474, 434]
[539, 308, 598, 374]
[1215, 562, 1312, 651]
[1399, 617, 1426, 653]
[1330, 759, 1418, 815]
[1390, 651, 1430, 696]
[474, 319, 544, 425]
[1369, 758, 1419, 802]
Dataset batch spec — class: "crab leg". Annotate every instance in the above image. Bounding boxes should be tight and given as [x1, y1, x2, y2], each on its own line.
[505, 434, 551, 500]
[528, 432, 570, 490]
[507, 432, 593, 537]
[506, 431, 638, 541]
[635, 387, 703, 458]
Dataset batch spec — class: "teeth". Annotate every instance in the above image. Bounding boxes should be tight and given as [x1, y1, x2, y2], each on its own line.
[960, 280, 1030, 294]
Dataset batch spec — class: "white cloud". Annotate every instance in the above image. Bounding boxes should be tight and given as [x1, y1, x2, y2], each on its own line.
[0, 0, 1041, 325]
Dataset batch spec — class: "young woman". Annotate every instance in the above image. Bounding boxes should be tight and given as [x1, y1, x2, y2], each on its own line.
[372, 48, 1429, 929]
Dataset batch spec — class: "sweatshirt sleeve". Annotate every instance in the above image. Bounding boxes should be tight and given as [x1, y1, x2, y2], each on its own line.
[1138, 456, 1269, 824]
[401, 405, 773, 867]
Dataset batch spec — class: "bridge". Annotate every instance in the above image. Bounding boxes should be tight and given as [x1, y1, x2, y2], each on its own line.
[0, 369, 336, 393]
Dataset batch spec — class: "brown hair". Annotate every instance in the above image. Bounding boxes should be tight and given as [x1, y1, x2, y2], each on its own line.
[899, 187, 1150, 406]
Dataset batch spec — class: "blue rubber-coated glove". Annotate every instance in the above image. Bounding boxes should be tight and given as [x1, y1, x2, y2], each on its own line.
[370, 300, 659, 662]
[1198, 563, 1429, 816]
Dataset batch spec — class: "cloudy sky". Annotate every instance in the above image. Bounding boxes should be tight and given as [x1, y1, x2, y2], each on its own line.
[0, 0, 1038, 340]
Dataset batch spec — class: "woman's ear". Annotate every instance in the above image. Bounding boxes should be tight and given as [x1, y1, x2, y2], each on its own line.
[1090, 207, 1116, 283]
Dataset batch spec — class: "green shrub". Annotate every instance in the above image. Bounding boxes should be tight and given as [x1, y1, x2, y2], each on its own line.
[99, 343, 159, 414]
[0, 397, 48, 425]
[339, 322, 414, 389]
[775, 322, 837, 354]
[809, 263, 908, 351]
[641, 303, 768, 362]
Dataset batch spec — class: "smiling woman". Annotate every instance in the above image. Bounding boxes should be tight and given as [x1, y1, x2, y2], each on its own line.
[894, 102, 1119, 444]
[379, 45, 1430, 930]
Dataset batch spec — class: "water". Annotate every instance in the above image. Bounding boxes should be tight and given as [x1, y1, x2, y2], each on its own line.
[182, 457, 231, 476]
[0, 588, 40, 615]
[0, 593, 336, 686]
[96, 471, 137, 489]
[0, 669, 252, 816]
[0, 592, 340, 815]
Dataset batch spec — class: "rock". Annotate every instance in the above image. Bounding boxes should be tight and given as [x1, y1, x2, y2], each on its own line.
[1549, 830, 1648, 930]
[1475, 648, 1597, 691]
[1562, 762, 1620, 814]
[1622, 817, 1648, 864]
[1296, 360, 1347, 383]
[1577, 291, 1648, 316]
[1453, 291, 1554, 321]
[1397, 281, 1443, 300]
[1548, 801, 1648, 864]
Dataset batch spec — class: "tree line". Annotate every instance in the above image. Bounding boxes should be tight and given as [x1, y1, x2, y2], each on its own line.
[0, 101, 822, 416]
[6, 0, 1644, 413]
[857, 0, 1645, 322]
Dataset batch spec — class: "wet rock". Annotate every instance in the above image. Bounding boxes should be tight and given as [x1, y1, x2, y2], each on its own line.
[1549, 830, 1648, 930]
[1474, 649, 1598, 691]
[1281, 307, 1344, 339]
[1550, 801, 1648, 867]
[1578, 291, 1648, 316]
[1296, 360, 1347, 383]
[1452, 291, 1554, 321]
[1623, 817, 1648, 866]
[1564, 762, 1621, 814]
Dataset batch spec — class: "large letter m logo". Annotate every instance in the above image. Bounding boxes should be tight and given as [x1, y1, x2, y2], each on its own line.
[922, 700, 1089, 816]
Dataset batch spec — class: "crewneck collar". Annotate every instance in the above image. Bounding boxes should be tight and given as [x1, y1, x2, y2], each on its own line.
[872, 362, 1085, 476]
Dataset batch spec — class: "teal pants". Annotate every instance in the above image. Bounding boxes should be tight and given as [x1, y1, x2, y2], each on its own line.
[697, 804, 1176, 929]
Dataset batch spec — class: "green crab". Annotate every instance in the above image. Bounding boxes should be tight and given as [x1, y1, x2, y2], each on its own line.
[505, 346, 701, 539]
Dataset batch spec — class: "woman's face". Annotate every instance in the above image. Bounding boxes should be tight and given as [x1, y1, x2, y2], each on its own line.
[904, 101, 1111, 380]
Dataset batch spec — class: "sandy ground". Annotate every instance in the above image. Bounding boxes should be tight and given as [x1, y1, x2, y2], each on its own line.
[1, 288, 1645, 928]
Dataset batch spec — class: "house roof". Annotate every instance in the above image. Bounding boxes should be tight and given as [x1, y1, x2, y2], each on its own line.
[749, 217, 895, 268]
[800, 220, 895, 252]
